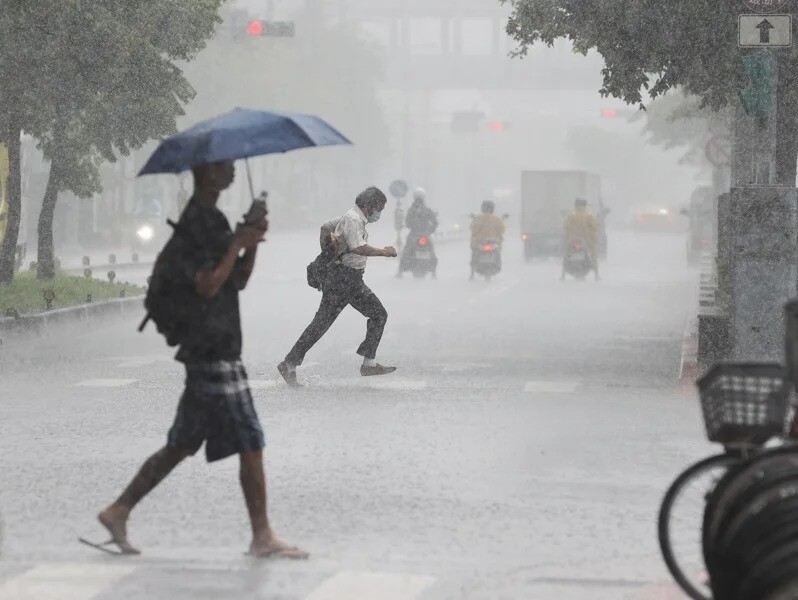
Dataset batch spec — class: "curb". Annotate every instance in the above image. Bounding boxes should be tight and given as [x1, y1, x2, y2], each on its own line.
[679, 314, 699, 388]
[0, 296, 144, 338]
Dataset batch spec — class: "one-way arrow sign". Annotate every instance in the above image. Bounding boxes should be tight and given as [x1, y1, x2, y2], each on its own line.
[739, 14, 792, 47]
[757, 18, 775, 43]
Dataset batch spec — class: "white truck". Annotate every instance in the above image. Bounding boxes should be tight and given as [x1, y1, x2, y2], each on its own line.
[520, 170, 606, 260]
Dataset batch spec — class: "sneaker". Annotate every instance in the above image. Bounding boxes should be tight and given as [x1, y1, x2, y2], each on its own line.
[277, 361, 302, 388]
[360, 364, 397, 377]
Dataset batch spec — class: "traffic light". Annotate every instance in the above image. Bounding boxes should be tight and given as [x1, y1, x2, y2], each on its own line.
[600, 108, 620, 119]
[488, 120, 508, 132]
[739, 50, 774, 121]
[245, 20, 296, 38]
[247, 20, 264, 36]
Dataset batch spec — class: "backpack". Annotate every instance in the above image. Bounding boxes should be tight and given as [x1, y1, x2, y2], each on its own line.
[138, 220, 204, 346]
[306, 251, 332, 291]
[306, 220, 348, 291]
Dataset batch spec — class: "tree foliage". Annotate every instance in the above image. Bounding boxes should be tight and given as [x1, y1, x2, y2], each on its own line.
[632, 91, 731, 171]
[503, 0, 747, 108]
[0, 0, 223, 282]
[503, 0, 798, 184]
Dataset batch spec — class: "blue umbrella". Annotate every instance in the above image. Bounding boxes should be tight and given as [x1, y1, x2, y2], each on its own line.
[138, 107, 352, 196]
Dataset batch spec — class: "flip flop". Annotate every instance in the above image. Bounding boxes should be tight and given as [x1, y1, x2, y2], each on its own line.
[79, 537, 141, 556]
[245, 546, 309, 560]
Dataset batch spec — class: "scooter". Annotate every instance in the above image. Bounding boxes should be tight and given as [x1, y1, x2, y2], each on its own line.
[472, 240, 502, 281]
[562, 238, 596, 281]
[400, 233, 437, 279]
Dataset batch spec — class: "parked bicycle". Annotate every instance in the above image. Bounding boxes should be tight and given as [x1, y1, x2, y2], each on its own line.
[658, 361, 795, 599]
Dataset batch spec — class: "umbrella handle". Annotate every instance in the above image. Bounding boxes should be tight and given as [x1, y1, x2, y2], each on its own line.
[245, 158, 255, 201]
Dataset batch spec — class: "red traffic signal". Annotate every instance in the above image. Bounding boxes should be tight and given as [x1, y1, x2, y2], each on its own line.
[600, 108, 619, 119]
[488, 120, 506, 132]
[247, 20, 264, 36]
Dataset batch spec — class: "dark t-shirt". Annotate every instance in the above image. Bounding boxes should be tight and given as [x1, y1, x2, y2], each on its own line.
[174, 198, 242, 363]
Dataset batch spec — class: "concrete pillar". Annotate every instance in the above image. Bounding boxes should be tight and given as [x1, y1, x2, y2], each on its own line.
[728, 186, 798, 361]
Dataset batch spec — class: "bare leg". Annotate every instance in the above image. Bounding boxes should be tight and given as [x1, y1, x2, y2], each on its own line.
[240, 450, 308, 559]
[98, 446, 192, 553]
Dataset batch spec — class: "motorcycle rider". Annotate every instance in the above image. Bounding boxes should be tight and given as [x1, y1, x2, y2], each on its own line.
[563, 197, 599, 281]
[470, 200, 505, 281]
[398, 187, 439, 277]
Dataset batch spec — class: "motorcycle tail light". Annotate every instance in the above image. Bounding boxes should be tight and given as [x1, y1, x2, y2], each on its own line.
[418, 236, 429, 247]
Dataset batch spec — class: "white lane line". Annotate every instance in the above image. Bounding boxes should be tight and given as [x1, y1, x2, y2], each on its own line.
[0, 563, 136, 600]
[74, 379, 138, 388]
[97, 356, 170, 368]
[438, 362, 489, 373]
[304, 571, 435, 600]
[330, 378, 428, 391]
[524, 381, 579, 394]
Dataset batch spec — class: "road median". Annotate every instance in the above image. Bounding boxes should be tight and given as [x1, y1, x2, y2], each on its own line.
[0, 271, 145, 337]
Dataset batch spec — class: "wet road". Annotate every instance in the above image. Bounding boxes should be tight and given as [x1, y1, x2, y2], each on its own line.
[0, 227, 710, 599]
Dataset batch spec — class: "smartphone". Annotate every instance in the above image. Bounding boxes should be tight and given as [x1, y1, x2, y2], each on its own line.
[244, 193, 268, 225]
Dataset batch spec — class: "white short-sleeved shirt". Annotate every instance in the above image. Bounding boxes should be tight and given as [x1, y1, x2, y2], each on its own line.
[334, 207, 369, 271]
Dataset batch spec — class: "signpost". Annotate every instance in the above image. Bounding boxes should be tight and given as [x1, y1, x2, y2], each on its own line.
[717, 0, 798, 362]
[739, 15, 792, 47]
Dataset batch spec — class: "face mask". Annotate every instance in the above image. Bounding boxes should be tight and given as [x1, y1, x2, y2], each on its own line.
[368, 210, 382, 223]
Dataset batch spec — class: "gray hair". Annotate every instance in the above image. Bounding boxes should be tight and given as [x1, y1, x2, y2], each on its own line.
[355, 186, 387, 210]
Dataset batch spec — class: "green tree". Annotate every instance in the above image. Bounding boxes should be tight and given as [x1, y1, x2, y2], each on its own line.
[0, 0, 222, 282]
[503, 0, 798, 184]
[633, 91, 731, 172]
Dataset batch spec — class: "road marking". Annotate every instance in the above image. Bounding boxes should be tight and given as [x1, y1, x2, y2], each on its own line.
[304, 571, 435, 600]
[331, 378, 428, 391]
[74, 379, 138, 388]
[438, 362, 489, 373]
[0, 563, 136, 600]
[98, 355, 170, 368]
[523, 381, 579, 393]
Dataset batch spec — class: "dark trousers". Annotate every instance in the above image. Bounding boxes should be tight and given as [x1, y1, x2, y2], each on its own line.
[286, 265, 388, 365]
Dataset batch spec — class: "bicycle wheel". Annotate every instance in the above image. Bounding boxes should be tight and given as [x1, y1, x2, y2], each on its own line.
[658, 453, 741, 600]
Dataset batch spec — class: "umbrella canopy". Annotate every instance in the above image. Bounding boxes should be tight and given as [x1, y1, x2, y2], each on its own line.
[138, 107, 352, 176]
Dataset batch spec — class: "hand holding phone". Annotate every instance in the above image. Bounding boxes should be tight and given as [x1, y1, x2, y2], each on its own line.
[244, 192, 268, 225]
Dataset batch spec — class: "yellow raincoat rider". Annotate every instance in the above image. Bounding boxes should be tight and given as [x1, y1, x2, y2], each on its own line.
[470, 200, 505, 280]
[563, 198, 599, 277]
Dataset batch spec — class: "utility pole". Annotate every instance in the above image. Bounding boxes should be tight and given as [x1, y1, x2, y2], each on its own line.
[726, 6, 797, 361]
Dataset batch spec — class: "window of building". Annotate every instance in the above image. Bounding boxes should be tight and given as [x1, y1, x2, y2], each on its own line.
[460, 18, 494, 56]
[359, 19, 391, 49]
[409, 17, 442, 55]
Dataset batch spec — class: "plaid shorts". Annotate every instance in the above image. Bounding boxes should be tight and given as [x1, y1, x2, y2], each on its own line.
[167, 360, 265, 462]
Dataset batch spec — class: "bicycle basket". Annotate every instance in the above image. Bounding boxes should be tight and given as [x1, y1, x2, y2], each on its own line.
[698, 362, 790, 445]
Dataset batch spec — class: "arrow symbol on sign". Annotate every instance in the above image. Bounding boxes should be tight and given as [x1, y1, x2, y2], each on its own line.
[757, 19, 775, 43]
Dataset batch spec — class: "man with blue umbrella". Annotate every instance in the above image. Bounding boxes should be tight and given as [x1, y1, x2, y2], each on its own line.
[91, 109, 350, 558]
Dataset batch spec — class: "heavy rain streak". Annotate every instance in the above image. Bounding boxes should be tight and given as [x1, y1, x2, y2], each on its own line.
[3, 0, 797, 599]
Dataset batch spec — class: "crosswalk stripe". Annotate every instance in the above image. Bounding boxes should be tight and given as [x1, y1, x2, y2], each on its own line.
[74, 379, 138, 388]
[523, 381, 579, 393]
[0, 563, 136, 600]
[304, 571, 435, 600]
[330, 378, 428, 391]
